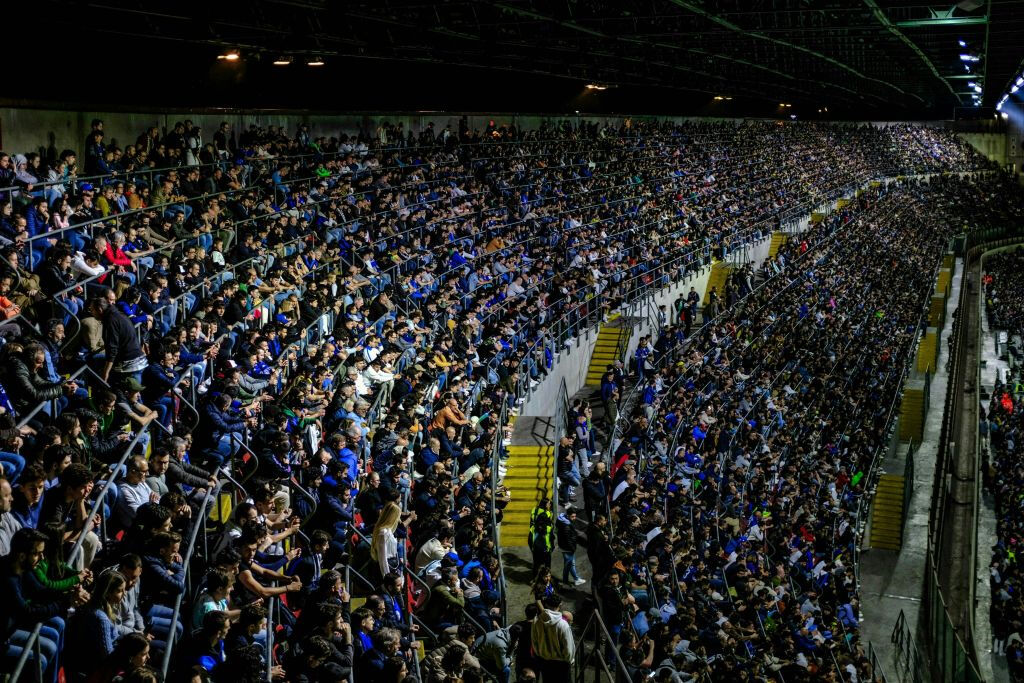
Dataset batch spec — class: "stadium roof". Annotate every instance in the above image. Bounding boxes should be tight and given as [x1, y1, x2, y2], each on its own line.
[25, 0, 1024, 118]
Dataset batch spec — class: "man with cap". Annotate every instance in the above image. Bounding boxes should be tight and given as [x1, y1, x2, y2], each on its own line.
[114, 376, 158, 454]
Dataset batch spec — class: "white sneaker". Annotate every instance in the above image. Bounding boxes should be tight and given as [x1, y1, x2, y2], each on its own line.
[574, 578, 587, 586]
[529, 380, 539, 388]
[503, 438, 512, 445]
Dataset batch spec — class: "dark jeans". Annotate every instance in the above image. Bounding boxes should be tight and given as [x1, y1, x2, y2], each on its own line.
[536, 657, 571, 683]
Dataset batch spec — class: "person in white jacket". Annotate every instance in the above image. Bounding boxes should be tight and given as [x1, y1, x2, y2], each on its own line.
[531, 594, 575, 680]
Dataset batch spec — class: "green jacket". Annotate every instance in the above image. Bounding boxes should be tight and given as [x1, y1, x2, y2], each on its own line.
[33, 558, 80, 593]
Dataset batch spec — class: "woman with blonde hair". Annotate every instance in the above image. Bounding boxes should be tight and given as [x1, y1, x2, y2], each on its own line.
[68, 570, 128, 677]
[370, 501, 407, 582]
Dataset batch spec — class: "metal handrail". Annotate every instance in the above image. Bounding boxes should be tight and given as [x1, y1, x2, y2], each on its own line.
[0, 146, 353, 197]
[68, 423, 155, 564]
[8, 622, 43, 683]
[160, 480, 224, 678]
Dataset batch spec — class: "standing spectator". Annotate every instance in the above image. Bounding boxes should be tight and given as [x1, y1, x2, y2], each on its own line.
[531, 594, 574, 683]
[90, 296, 147, 383]
[555, 507, 584, 587]
[528, 498, 553, 571]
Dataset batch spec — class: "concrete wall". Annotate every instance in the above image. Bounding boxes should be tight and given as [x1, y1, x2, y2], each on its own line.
[518, 326, 601, 419]
[960, 132, 1008, 166]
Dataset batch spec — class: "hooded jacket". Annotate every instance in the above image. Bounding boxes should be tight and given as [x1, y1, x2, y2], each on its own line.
[531, 606, 575, 663]
[555, 513, 578, 553]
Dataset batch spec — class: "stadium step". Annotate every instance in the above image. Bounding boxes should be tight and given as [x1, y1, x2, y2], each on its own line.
[703, 260, 732, 305]
[499, 444, 555, 546]
[768, 232, 790, 258]
[585, 323, 631, 386]
[868, 474, 907, 550]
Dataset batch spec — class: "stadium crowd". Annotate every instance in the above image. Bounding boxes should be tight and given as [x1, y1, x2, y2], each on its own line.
[0, 113, 998, 683]
[559, 173, 1022, 683]
[983, 249, 1024, 679]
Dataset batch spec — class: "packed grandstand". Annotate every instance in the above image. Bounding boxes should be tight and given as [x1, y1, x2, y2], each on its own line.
[0, 117, 1015, 683]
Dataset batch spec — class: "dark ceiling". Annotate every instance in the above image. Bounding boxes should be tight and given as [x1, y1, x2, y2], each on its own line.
[19, 0, 1024, 119]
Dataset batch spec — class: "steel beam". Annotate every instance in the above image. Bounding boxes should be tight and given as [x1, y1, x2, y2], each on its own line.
[894, 17, 988, 27]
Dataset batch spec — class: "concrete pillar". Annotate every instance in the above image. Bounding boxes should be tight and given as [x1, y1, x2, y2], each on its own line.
[899, 380, 927, 443]
[936, 268, 952, 298]
[929, 295, 946, 328]
[916, 327, 938, 374]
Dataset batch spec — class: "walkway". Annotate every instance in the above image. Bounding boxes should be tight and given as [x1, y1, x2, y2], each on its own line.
[975, 295, 1011, 682]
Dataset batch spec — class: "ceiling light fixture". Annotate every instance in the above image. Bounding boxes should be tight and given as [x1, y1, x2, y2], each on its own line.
[273, 56, 293, 66]
[307, 59, 325, 66]
[959, 53, 980, 62]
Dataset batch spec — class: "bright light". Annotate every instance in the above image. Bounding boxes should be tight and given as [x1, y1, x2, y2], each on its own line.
[217, 51, 240, 61]
[959, 54, 980, 62]
[973, 84, 983, 93]
[585, 84, 607, 90]
[958, 39, 967, 47]
[789, 114, 797, 120]
[1012, 83, 1021, 94]
[714, 96, 724, 100]
[1002, 112, 1009, 120]
[307, 59, 325, 66]
[1016, 76, 1024, 87]
[273, 56, 293, 66]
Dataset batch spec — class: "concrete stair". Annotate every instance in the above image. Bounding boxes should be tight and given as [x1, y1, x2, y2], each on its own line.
[768, 232, 790, 258]
[501, 445, 554, 545]
[703, 261, 732, 304]
[585, 324, 630, 386]
[868, 474, 906, 551]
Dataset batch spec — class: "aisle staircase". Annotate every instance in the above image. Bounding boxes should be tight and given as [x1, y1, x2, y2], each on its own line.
[585, 323, 630, 387]
[868, 473, 907, 551]
[703, 261, 732, 304]
[500, 444, 555, 545]
[768, 232, 789, 258]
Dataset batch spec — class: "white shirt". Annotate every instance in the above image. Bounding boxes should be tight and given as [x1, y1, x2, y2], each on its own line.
[116, 479, 154, 528]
